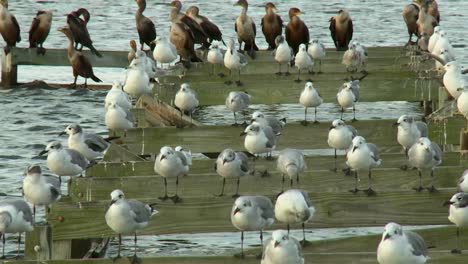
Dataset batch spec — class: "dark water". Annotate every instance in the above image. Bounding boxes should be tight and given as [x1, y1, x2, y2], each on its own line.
[0, 0, 465, 258]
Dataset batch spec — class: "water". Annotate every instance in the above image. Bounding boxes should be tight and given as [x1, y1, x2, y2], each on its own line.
[0, 0, 466, 258]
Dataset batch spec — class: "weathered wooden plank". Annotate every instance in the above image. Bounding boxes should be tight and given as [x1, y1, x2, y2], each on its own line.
[24, 225, 51, 261]
[104, 120, 461, 156]
[47, 189, 456, 240]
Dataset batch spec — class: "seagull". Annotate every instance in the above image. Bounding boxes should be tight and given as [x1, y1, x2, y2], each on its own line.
[261, 230, 304, 264]
[445, 192, 468, 254]
[299, 81, 323, 125]
[251, 111, 286, 136]
[39, 141, 89, 183]
[277, 149, 306, 192]
[408, 137, 442, 192]
[353, 41, 368, 72]
[346, 136, 381, 196]
[327, 119, 357, 172]
[432, 30, 455, 60]
[207, 41, 225, 76]
[427, 26, 441, 53]
[393, 115, 428, 169]
[60, 124, 111, 161]
[226, 91, 251, 126]
[275, 189, 315, 244]
[307, 39, 326, 73]
[443, 61, 467, 99]
[123, 56, 153, 98]
[231, 196, 274, 258]
[151, 36, 178, 69]
[0, 199, 34, 258]
[224, 38, 248, 86]
[457, 86, 468, 129]
[458, 170, 468, 192]
[174, 146, 192, 168]
[174, 83, 199, 126]
[294, 43, 313, 82]
[240, 123, 276, 175]
[154, 146, 188, 203]
[215, 148, 249, 197]
[105, 189, 158, 262]
[105, 102, 134, 130]
[105, 81, 132, 111]
[274, 35, 294, 76]
[435, 48, 456, 72]
[342, 42, 361, 73]
[22, 164, 61, 219]
[377, 222, 428, 264]
[135, 50, 156, 81]
[336, 80, 360, 121]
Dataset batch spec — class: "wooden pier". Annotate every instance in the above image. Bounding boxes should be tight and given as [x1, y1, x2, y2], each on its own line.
[2, 46, 468, 263]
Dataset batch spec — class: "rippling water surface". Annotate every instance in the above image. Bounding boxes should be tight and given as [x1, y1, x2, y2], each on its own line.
[0, 0, 466, 257]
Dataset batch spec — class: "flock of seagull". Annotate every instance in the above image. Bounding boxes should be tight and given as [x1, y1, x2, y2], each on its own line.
[0, 0, 468, 263]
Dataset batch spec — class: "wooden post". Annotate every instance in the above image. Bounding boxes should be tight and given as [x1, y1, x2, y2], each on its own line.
[1, 49, 17, 87]
[461, 128, 468, 155]
[24, 225, 52, 260]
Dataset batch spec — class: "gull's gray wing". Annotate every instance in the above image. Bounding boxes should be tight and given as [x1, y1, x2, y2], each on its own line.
[176, 151, 188, 166]
[67, 149, 89, 169]
[235, 152, 249, 173]
[5, 200, 33, 224]
[351, 80, 360, 101]
[127, 199, 151, 223]
[44, 175, 61, 200]
[266, 117, 283, 135]
[252, 196, 274, 220]
[415, 121, 428, 137]
[320, 42, 326, 51]
[431, 141, 442, 162]
[291, 236, 304, 258]
[298, 190, 313, 208]
[84, 133, 109, 152]
[367, 143, 380, 161]
[238, 52, 247, 65]
[346, 125, 358, 138]
[262, 126, 276, 148]
[238, 92, 251, 105]
[405, 231, 428, 257]
[125, 109, 135, 123]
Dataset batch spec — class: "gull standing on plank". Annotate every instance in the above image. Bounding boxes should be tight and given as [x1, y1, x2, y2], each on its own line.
[39, 141, 89, 183]
[294, 43, 313, 83]
[60, 124, 110, 161]
[175, 146, 192, 169]
[105, 102, 134, 130]
[445, 192, 468, 254]
[274, 35, 294, 76]
[457, 86, 468, 129]
[408, 137, 442, 192]
[251, 111, 286, 136]
[105, 81, 132, 111]
[353, 41, 368, 73]
[151, 36, 178, 69]
[261, 230, 304, 264]
[240, 123, 276, 176]
[307, 39, 326, 73]
[299, 81, 323, 125]
[342, 42, 361, 73]
[458, 170, 468, 192]
[0, 199, 34, 258]
[231, 196, 274, 258]
[215, 149, 249, 197]
[435, 48, 456, 72]
[443, 61, 467, 99]
[336, 80, 360, 121]
[123, 56, 152, 98]
[134, 50, 156, 81]
[22, 164, 61, 219]
[226, 91, 251, 126]
[154, 146, 187, 203]
[377, 222, 428, 264]
[277, 149, 305, 192]
[432, 30, 455, 60]
[428, 26, 440, 53]
[393, 115, 428, 169]
[174, 83, 199, 126]
[346, 136, 381, 196]
[224, 38, 248, 86]
[105, 189, 158, 263]
[207, 41, 225, 76]
[327, 119, 357, 172]
[275, 189, 315, 244]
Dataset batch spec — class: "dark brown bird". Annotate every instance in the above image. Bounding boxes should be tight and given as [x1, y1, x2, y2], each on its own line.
[285, 7, 309, 55]
[168, 1, 209, 48]
[234, 0, 258, 59]
[402, 3, 419, 45]
[58, 27, 102, 88]
[0, 0, 20, 55]
[29, 10, 53, 55]
[415, 0, 438, 37]
[169, 8, 202, 63]
[135, 0, 156, 51]
[329, 9, 353, 51]
[426, 0, 440, 23]
[186, 5, 224, 46]
[261, 2, 283, 50]
[67, 8, 102, 57]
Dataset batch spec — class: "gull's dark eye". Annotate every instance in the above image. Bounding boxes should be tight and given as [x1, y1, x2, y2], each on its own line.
[119, 194, 123, 198]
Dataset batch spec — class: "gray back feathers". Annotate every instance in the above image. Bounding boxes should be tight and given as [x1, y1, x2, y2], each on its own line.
[236, 152, 250, 173]
[67, 149, 89, 169]
[431, 141, 442, 162]
[175, 151, 188, 166]
[127, 199, 152, 223]
[0, 200, 33, 224]
[347, 125, 358, 138]
[84, 133, 109, 152]
[251, 196, 274, 221]
[367, 143, 380, 161]
[405, 231, 428, 257]
[415, 121, 428, 137]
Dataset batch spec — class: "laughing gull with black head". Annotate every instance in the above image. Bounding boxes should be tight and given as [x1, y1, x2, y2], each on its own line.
[60, 124, 111, 161]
